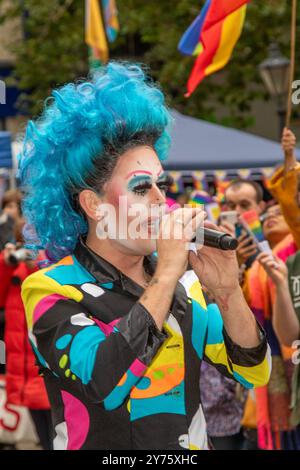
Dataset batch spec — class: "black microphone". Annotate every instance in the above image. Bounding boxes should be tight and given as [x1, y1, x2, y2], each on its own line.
[192, 227, 238, 251]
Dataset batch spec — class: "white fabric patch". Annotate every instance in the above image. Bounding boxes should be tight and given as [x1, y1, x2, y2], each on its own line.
[166, 313, 182, 335]
[70, 313, 95, 326]
[178, 433, 189, 449]
[81, 283, 105, 297]
[178, 270, 199, 295]
[53, 421, 68, 450]
[179, 405, 208, 450]
[28, 330, 37, 348]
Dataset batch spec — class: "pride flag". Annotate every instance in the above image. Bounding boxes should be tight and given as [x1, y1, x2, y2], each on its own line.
[102, 0, 119, 43]
[178, 0, 249, 96]
[85, 0, 119, 67]
[240, 209, 265, 243]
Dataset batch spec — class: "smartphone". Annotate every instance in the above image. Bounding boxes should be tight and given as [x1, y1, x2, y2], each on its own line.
[235, 221, 259, 268]
[219, 211, 238, 226]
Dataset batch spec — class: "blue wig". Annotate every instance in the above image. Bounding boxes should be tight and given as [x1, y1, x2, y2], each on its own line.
[19, 62, 173, 262]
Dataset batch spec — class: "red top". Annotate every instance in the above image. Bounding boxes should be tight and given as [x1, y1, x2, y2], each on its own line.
[0, 252, 49, 409]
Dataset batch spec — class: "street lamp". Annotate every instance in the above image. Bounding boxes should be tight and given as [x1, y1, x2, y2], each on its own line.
[259, 43, 290, 139]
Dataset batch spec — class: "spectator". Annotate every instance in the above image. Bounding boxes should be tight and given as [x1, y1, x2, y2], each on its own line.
[0, 189, 22, 251]
[245, 203, 297, 450]
[223, 180, 265, 268]
[268, 128, 300, 248]
[0, 234, 52, 450]
[256, 127, 300, 446]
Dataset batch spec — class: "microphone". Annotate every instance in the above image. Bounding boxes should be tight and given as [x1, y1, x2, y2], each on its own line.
[192, 227, 238, 251]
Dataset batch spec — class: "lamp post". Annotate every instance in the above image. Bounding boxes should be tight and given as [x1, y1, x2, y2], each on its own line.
[259, 43, 290, 140]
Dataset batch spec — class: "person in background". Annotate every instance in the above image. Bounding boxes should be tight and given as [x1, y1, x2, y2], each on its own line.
[223, 180, 266, 268]
[268, 128, 300, 248]
[0, 189, 23, 375]
[256, 127, 300, 447]
[0, 219, 52, 450]
[0, 189, 23, 250]
[245, 202, 297, 450]
[200, 360, 247, 450]
[257, 250, 300, 443]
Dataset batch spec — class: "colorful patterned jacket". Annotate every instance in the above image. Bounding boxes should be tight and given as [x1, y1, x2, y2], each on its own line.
[21, 237, 271, 450]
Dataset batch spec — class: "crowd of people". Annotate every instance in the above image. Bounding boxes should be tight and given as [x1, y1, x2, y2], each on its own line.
[0, 62, 299, 451]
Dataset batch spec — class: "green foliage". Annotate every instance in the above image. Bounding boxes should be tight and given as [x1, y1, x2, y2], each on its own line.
[0, 0, 299, 127]
[0, 0, 87, 116]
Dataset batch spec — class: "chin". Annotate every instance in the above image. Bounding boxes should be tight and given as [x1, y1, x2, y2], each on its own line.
[117, 238, 157, 256]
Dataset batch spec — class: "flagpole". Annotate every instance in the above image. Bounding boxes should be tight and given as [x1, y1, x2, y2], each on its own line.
[286, 0, 297, 128]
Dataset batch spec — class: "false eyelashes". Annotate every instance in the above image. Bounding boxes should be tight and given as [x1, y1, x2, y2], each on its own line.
[130, 173, 174, 196]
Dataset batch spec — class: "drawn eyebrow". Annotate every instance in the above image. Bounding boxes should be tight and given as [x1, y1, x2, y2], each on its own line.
[126, 170, 153, 180]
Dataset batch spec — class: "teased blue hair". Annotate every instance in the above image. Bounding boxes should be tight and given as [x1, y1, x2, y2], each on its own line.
[19, 62, 173, 262]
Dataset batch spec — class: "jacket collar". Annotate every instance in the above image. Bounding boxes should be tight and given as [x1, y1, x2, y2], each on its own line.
[73, 236, 157, 297]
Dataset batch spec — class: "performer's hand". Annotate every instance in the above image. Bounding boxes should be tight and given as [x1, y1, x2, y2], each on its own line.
[188, 222, 240, 297]
[257, 252, 288, 288]
[156, 207, 206, 281]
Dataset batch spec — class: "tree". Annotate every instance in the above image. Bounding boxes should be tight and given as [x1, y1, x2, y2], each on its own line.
[0, 0, 299, 127]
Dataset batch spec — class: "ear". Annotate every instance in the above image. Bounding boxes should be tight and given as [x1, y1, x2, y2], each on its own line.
[78, 190, 102, 222]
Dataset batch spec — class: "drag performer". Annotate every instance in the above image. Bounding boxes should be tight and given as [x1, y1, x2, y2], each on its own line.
[20, 62, 271, 450]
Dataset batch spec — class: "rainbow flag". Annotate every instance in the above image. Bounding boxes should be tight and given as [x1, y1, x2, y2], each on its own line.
[192, 171, 209, 191]
[168, 171, 185, 194]
[85, 0, 119, 67]
[189, 190, 213, 206]
[178, 0, 249, 96]
[206, 202, 221, 224]
[215, 178, 230, 204]
[102, 0, 119, 42]
[240, 209, 265, 243]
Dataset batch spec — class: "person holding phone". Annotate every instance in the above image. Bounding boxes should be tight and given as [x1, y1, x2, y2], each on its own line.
[256, 249, 300, 447]
[221, 180, 266, 267]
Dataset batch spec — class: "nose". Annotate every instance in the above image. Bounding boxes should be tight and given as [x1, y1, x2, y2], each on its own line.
[235, 206, 243, 216]
[150, 184, 166, 205]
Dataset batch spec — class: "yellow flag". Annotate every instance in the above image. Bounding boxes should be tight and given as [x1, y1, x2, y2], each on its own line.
[85, 0, 108, 64]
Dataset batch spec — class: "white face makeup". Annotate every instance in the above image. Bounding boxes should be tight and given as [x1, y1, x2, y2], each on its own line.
[96, 146, 173, 255]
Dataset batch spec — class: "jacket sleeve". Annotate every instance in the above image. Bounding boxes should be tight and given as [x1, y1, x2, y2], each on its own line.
[180, 270, 271, 389]
[0, 252, 15, 307]
[202, 298, 271, 389]
[21, 271, 167, 410]
[268, 163, 300, 249]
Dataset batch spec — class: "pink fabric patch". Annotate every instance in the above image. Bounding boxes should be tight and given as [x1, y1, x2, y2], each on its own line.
[130, 358, 146, 376]
[61, 390, 90, 450]
[33, 294, 66, 324]
[109, 318, 121, 328]
[92, 317, 121, 336]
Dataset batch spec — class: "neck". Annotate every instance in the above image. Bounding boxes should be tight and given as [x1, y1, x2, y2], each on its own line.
[85, 233, 145, 277]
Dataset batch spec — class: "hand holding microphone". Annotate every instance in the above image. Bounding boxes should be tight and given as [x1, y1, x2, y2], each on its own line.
[188, 220, 240, 298]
